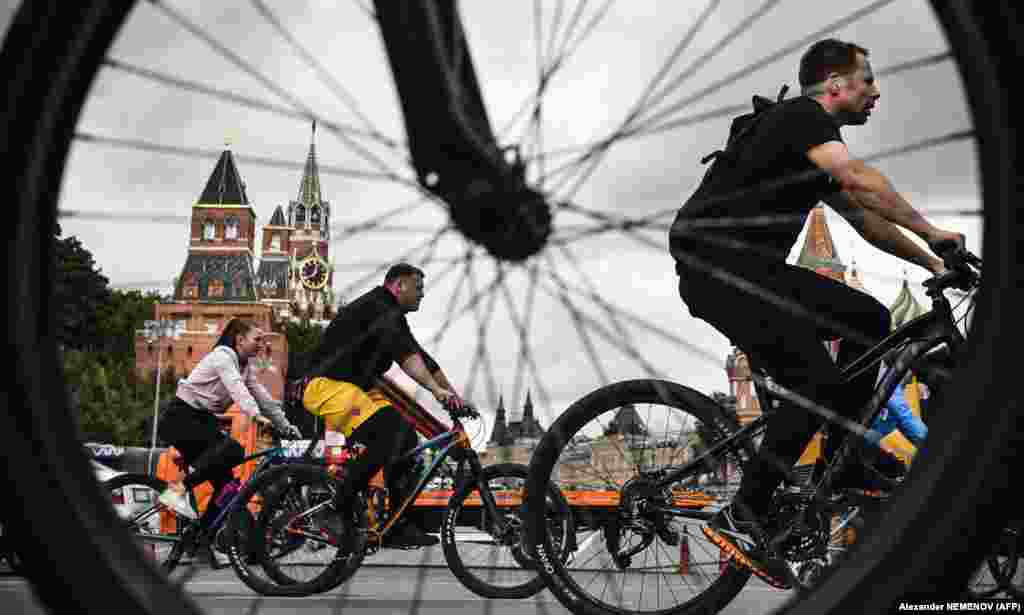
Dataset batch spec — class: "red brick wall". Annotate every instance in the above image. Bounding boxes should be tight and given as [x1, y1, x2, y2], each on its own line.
[189, 207, 257, 253]
[134, 302, 288, 399]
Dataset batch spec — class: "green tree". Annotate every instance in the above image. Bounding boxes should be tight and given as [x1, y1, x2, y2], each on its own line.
[95, 289, 164, 362]
[54, 229, 111, 352]
[281, 318, 327, 437]
[53, 223, 174, 445]
[63, 349, 178, 445]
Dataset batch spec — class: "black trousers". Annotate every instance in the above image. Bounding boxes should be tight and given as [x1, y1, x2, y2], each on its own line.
[338, 405, 420, 523]
[157, 397, 245, 528]
[677, 257, 891, 515]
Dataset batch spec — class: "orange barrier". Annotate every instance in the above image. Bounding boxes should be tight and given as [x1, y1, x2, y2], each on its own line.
[409, 489, 716, 509]
[155, 407, 274, 533]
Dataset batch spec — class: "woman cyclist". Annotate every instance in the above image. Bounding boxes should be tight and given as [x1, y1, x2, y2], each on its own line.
[156, 318, 301, 529]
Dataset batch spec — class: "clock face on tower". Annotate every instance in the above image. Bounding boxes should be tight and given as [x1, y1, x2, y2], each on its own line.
[300, 257, 328, 290]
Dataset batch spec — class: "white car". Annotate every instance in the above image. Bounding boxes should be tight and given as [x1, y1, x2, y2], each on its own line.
[91, 460, 162, 534]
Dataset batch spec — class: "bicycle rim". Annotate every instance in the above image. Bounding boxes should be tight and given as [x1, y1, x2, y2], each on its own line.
[526, 379, 752, 614]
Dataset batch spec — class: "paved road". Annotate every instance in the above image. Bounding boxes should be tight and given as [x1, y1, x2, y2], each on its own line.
[1, 556, 793, 615]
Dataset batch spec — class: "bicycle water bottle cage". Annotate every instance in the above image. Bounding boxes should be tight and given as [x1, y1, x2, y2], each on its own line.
[701, 84, 790, 165]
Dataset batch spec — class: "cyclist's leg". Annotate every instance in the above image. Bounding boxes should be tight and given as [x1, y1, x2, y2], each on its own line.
[332, 406, 405, 510]
[155, 400, 242, 530]
[889, 388, 928, 448]
[679, 263, 890, 517]
[381, 415, 419, 507]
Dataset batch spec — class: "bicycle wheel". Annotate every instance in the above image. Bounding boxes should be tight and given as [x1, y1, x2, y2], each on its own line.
[525, 379, 752, 615]
[246, 464, 366, 596]
[440, 462, 573, 599]
[222, 464, 310, 596]
[2, 2, 1021, 615]
[100, 473, 196, 576]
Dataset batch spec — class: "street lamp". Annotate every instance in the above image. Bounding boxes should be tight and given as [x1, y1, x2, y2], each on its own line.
[143, 319, 184, 475]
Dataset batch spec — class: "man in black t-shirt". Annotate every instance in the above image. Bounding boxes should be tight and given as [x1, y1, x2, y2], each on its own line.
[304, 263, 464, 548]
[670, 39, 964, 587]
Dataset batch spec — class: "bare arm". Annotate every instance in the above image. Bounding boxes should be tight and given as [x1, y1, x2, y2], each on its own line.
[430, 366, 455, 391]
[399, 352, 446, 398]
[824, 190, 945, 274]
[807, 141, 955, 243]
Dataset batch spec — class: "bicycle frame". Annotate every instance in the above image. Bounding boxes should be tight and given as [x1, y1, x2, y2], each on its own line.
[132, 433, 323, 545]
[364, 418, 506, 541]
[118, 446, 293, 545]
[648, 285, 967, 519]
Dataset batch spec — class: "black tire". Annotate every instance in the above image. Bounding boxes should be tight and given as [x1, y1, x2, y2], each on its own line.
[2, 1, 1021, 614]
[101, 473, 192, 575]
[441, 462, 573, 599]
[525, 379, 752, 615]
[233, 464, 365, 597]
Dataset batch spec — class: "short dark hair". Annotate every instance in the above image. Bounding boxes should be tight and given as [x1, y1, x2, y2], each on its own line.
[384, 263, 425, 283]
[799, 38, 870, 87]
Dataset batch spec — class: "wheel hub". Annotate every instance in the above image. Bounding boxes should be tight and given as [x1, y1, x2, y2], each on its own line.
[446, 178, 552, 262]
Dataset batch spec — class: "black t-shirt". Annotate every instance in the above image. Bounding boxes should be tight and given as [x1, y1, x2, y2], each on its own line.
[670, 96, 843, 270]
[308, 286, 440, 389]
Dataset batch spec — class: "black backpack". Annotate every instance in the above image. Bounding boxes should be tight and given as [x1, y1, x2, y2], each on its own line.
[700, 84, 790, 166]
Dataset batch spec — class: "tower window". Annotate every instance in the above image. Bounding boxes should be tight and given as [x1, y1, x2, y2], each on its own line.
[310, 207, 321, 225]
[203, 220, 215, 240]
[295, 205, 306, 225]
[225, 217, 239, 239]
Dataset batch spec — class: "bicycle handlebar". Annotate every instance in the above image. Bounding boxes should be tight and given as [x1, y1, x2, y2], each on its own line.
[925, 238, 981, 293]
[445, 399, 480, 421]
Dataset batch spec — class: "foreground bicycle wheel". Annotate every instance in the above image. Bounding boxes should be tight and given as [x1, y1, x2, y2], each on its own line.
[440, 462, 574, 599]
[2, 2, 1021, 615]
[526, 379, 752, 614]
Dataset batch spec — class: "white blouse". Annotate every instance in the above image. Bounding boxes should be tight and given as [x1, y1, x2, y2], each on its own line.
[175, 346, 275, 418]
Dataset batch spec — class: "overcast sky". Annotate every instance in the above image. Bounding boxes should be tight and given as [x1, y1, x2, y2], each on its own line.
[5, 1, 982, 447]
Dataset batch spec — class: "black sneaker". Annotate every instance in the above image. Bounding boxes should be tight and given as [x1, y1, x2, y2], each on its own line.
[382, 520, 439, 548]
[701, 505, 794, 589]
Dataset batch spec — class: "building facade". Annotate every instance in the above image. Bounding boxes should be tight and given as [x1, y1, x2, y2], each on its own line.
[134, 128, 336, 397]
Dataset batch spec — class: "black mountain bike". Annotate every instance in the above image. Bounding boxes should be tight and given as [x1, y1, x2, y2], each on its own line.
[524, 241, 982, 614]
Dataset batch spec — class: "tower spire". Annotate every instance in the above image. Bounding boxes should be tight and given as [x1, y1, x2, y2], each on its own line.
[297, 121, 323, 208]
[489, 395, 508, 445]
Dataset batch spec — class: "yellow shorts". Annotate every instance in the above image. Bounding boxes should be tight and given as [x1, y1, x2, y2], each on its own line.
[303, 377, 392, 437]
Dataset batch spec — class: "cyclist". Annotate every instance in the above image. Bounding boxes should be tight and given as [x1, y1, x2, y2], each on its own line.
[156, 318, 302, 529]
[303, 263, 465, 548]
[669, 38, 964, 587]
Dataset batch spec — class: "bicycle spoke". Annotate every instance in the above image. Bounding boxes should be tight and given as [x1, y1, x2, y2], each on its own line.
[102, 58, 397, 148]
[250, 0, 394, 146]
